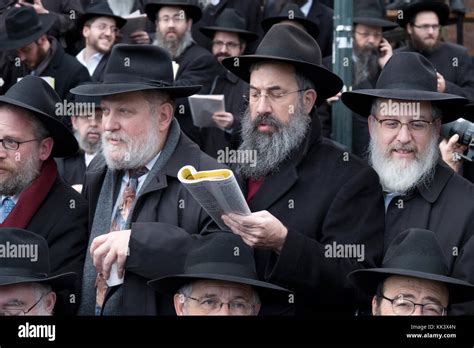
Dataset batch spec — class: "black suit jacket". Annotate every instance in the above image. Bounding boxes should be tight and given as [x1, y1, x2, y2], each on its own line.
[307, 0, 334, 58]
[55, 152, 87, 186]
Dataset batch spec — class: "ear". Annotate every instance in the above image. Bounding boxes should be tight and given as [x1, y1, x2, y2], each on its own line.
[368, 115, 376, 137]
[186, 18, 193, 31]
[434, 117, 442, 136]
[302, 89, 317, 114]
[157, 102, 174, 132]
[71, 116, 79, 131]
[173, 293, 185, 316]
[371, 295, 378, 316]
[82, 25, 90, 39]
[239, 41, 247, 54]
[44, 291, 56, 315]
[254, 303, 261, 316]
[38, 137, 54, 161]
[406, 23, 413, 35]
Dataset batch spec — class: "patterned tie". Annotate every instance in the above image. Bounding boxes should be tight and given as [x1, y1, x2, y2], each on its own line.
[95, 167, 148, 312]
[1, 197, 15, 223]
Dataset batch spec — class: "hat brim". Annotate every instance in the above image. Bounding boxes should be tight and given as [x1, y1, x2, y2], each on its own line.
[0, 13, 56, 51]
[200, 26, 259, 43]
[341, 89, 467, 123]
[261, 16, 319, 39]
[397, 2, 450, 27]
[462, 103, 474, 122]
[0, 94, 79, 157]
[353, 17, 398, 31]
[222, 55, 343, 106]
[348, 267, 474, 304]
[71, 82, 202, 99]
[145, 3, 202, 23]
[77, 12, 127, 30]
[0, 272, 77, 292]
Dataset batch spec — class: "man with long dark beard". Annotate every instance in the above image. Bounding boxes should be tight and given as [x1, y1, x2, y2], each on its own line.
[396, 0, 474, 102]
[342, 52, 474, 314]
[220, 24, 386, 316]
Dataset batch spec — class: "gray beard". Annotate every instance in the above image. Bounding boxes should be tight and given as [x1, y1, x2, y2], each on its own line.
[154, 30, 193, 59]
[368, 130, 439, 194]
[353, 45, 380, 87]
[236, 104, 311, 180]
[75, 131, 101, 155]
[0, 153, 41, 196]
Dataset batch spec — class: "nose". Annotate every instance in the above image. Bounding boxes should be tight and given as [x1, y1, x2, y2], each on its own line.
[102, 111, 119, 132]
[412, 305, 423, 316]
[395, 123, 413, 144]
[214, 303, 231, 316]
[254, 94, 272, 116]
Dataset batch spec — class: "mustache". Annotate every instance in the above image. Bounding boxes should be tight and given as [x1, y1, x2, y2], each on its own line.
[252, 114, 285, 130]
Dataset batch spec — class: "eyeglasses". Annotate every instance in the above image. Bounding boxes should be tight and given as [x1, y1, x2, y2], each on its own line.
[158, 14, 186, 24]
[412, 24, 441, 31]
[212, 40, 241, 50]
[244, 89, 306, 104]
[373, 117, 434, 134]
[90, 23, 119, 34]
[185, 295, 255, 315]
[0, 293, 46, 316]
[0, 137, 40, 151]
[378, 293, 447, 316]
[355, 31, 383, 39]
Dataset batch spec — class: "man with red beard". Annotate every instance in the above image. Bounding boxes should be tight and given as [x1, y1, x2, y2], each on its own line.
[342, 52, 474, 314]
[220, 24, 386, 315]
[71, 44, 224, 316]
[76, 2, 126, 82]
[396, 0, 474, 102]
[0, 76, 88, 315]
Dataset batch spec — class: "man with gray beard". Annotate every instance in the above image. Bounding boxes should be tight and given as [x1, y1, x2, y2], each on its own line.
[342, 52, 474, 314]
[145, 0, 219, 144]
[220, 24, 386, 316]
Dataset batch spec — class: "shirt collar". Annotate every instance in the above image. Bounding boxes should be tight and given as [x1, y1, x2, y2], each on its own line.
[300, 0, 313, 17]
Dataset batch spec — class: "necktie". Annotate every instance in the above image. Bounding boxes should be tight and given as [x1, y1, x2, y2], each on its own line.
[95, 167, 148, 312]
[1, 197, 15, 223]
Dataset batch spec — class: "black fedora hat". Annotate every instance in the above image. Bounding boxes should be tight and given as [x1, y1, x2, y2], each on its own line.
[261, 3, 319, 39]
[0, 228, 76, 291]
[222, 24, 342, 106]
[200, 8, 258, 43]
[354, 0, 399, 30]
[397, 0, 450, 27]
[348, 228, 474, 304]
[77, 1, 127, 30]
[70, 44, 201, 98]
[341, 52, 467, 123]
[145, 0, 202, 23]
[148, 233, 291, 306]
[0, 76, 78, 158]
[0, 6, 56, 51]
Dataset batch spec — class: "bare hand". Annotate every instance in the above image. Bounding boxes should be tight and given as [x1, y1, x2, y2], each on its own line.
[90, 229, 131, 280]
[326, 91, 342, 105]
[437, 72, 446, 93]
[129, 31, 151, 44]
[19, 0, 49, 14]
[439, 134, 467, 172]
[378, 38, 393, 68]
[212, 111, 234, 130]
[222, 211, 288, 253]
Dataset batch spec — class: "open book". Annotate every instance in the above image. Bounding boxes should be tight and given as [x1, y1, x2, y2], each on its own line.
[120, 10, 148, 43]
[178, 165, 251, 231]
[188, 94, 225, 128]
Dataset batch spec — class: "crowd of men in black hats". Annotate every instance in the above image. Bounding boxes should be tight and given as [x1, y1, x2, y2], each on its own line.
[0, 0, 473, 318]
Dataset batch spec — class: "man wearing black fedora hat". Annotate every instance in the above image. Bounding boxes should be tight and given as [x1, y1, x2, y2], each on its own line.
[0, 75, 89, 314]
[148, 233, 292, 316]
[192, 8, 257, 159]
[342, 52, 474, 313]
[396, 0, 474, 103]
[0, 228, 77, 316]
[145, 0, 219, 143]
[218, 24, 385, 315]
[71, 43, 225, 316]
[348, 228, 474, 316]
[76, 2, 126, 82]
[0, 6, 91, 103]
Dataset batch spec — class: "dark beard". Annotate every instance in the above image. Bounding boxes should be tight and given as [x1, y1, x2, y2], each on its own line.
[235, 104, 311, 180]
[353, 45, 381, 87]
[410, 34, 441, 55]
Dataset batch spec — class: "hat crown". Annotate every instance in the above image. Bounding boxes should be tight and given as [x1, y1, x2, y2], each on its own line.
[278, 3, 306, 19]
[354, 0, 386, 19]
[183, 234, 258, 280]
[214, 8, 247, 31]
[5, 6, 43, 40]
[382, 229, 449, 276]
[84, 1, 116, 16]
[375, 52, 438, 92]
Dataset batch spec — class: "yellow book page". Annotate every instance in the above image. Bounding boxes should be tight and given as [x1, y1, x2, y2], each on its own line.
[182, 168, 231, 181]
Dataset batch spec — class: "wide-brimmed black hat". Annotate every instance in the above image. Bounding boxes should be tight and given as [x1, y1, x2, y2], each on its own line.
[341, 52, 467, 123]
[200, 8, 258, 43]
[148, 233, 291, 307]
[397, 0, 450, 27]
[145, 0, 202, 23]
[348, 228, 474, 304]
[70, 44, 201, 98]
[0, 6, 56, 50]
[222, 24, 342, 106]
[0, 76, 78, 157]
[354, 0, 399, 30]
[77, 1, 127, 30]
[0, 228, 76, 291]
[261, 3, 319, 39]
